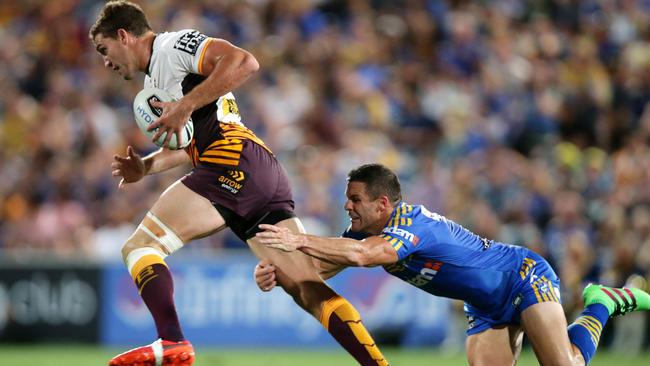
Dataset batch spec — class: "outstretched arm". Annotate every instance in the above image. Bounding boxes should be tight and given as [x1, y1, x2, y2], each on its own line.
[149, 38, 259, 146]
[254, 257, 345, 292]
[111, 146, 189, 188]
[256, 224, 398, 267]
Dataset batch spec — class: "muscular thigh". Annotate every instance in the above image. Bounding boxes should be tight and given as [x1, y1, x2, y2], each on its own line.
[246, 217, 325, 285]
[521, 302, 582, 366]
[247, 217, 335, 315]
[466, 325, 523, 366]
[148, 180, 226, 242]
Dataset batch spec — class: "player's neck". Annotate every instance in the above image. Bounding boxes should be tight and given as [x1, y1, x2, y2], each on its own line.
[136, 31, 156, 74]
[369, 211, 393, 235]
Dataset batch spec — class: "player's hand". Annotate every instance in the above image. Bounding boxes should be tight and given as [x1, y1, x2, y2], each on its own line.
[254, 259, 277, 292]
[256, 224, 302, 252]
[148, 99, 193, 148]
[111, 146, 145, 189]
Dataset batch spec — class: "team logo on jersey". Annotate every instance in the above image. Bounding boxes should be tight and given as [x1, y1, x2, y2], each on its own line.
[466, 315, 476, 329]
[382, 227, 419, 245]
[480, 237, 492, 250]
[221, 98, 240, 116]
[174, 30, 207, 55]
[218, 170, 246, 194]
[406, 260, 442, 287]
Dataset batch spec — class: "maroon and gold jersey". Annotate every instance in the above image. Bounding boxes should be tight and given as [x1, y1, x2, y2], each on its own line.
[144, 29, 271, 167]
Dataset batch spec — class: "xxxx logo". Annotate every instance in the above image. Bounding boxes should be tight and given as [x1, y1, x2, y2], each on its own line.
[222, 98, 240, 116]
[228, 170, 245, 181]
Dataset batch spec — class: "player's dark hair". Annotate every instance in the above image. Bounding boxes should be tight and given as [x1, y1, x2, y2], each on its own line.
[347, 164, 402, 205]
[89, 0, 152, 40]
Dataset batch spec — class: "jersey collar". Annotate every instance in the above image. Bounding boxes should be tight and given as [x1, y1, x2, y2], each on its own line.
[384, 201, 406, 229]
[145, 34, 157, 76]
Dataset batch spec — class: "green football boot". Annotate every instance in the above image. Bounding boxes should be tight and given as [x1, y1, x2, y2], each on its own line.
[583, 283, 650, 317]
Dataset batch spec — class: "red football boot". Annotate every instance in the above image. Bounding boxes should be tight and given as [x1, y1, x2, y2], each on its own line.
[109, 339, 195, 366]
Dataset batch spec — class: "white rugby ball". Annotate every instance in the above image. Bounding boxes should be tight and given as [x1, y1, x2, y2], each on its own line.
[133, 87, 194, 149]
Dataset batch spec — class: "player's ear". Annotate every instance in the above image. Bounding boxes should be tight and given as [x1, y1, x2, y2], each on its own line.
[117, 28, 129, 44]
[378, 195, 391, 212]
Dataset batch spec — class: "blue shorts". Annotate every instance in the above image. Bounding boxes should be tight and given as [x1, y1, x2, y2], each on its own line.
[464, 251, 561, 335]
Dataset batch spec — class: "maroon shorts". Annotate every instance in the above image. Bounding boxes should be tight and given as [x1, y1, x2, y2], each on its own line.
[181, 140, 295, 240]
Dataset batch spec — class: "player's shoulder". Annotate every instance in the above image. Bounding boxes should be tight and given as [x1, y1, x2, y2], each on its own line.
[389, 202, 440, 226]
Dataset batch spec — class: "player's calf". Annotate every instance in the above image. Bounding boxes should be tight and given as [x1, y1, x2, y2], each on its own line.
[568, 283, 650, 364]
[120, 211, 186, 342]
[320, 295, 389, 366]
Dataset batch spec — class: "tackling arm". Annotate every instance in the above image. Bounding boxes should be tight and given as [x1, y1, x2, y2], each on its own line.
[300, 235, 398, 267]
[256, 224, 398, 267]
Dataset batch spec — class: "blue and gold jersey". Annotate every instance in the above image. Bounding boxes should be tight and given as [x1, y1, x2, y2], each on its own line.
[344, 202, 535, 314]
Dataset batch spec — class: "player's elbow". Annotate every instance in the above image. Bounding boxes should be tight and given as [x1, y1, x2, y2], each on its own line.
[240, 52, 259, 76]
[348, 248, 374, 267]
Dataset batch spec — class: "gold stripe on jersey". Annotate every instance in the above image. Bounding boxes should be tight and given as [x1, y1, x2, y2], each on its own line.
[185, 140, 199, 166]
[399, 218, 412, 226]
[197, 135, 248, 167]
[214, 144, 244, 152]
[199, 156, 239, 166]
[401, 205, 411, 215]
[393, 240, 404, 251]
[519, 257, 536, 280]
[202, 150, 241, 159]
[194, 122, 274, 166]
[199, 138, 244, 166]
[206, 138, 243, 150]
[197, 38, 213, 75]
[542, 276, 559, 302]
[531, 280, 543, 303]
[220, 123, 272, 154]
[389, 207, 402, 227]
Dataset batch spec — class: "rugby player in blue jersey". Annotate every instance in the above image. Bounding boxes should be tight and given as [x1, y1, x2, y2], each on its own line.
[254, 163, 650, 365]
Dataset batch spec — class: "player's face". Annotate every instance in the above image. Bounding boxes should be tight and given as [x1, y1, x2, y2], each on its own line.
[344, 181, 384, 234]
[93, 33, 137, 80]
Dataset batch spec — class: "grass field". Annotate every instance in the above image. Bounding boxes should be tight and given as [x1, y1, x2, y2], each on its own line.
[1, 345, 649, 365]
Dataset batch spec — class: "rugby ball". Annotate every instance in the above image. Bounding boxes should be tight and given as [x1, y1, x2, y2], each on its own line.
[133, 87, 194, 149]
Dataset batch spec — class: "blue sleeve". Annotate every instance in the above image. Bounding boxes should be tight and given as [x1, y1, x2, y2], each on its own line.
[379, 225, 424, 261]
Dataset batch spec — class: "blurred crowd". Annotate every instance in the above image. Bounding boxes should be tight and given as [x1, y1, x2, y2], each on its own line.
[0, 0, 649, 313]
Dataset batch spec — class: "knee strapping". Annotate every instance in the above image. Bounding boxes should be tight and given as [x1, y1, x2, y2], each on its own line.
[138, 212, 184, 254]
[123, 212, 184, 278]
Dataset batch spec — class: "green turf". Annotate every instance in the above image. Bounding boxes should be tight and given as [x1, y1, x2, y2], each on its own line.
[0, 345, 648, 365]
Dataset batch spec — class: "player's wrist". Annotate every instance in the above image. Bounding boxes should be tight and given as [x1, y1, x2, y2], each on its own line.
[179, 95, 199, 114]
[142, 156, 154, 175]
[296, 234, 310, 250]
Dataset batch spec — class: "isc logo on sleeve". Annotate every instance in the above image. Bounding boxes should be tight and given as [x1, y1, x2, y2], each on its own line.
[174, 31, 207, 55]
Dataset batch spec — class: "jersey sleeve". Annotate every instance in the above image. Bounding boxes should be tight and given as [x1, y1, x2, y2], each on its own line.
[169, 29, 212, 75]
[379, 224, 423, 260]
[165, 30, 242, 124]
